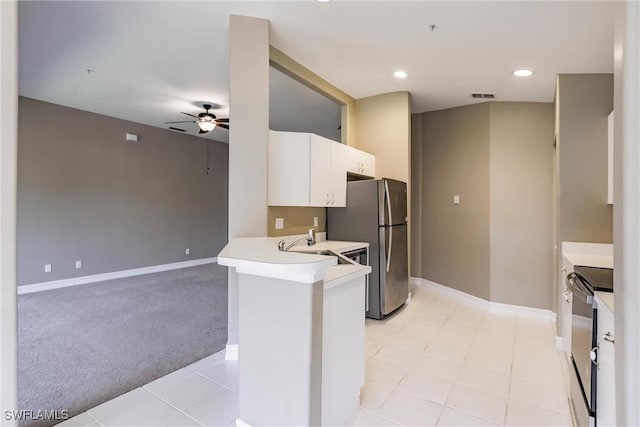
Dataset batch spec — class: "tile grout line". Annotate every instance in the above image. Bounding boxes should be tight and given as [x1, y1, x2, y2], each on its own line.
[357, 406, 402, 426]
[367, 297, 455, 423]
[185, 365, 239, 392]
[86, 388, 151, 425]
[85, 411, 102, 426]
[438, 308, 510, 427]
[502, 315, 519, 426]
[142, 385, 207, 427]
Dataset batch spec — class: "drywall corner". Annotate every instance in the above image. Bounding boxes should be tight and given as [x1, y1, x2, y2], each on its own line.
[354, 92, 410, 183]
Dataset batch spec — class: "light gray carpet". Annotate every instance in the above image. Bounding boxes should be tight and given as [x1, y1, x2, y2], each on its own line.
[18, 263, 228, 427]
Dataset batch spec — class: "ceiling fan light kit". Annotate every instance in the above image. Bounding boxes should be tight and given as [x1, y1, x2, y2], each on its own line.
[164, 103, 229, 135]
[198, 120, 216, 132]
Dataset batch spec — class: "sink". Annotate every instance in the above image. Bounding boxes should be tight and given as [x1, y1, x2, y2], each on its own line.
[293, 249, 352, 264]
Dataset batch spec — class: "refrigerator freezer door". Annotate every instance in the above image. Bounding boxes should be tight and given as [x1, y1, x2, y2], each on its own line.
[380, 179, 408, 226]
[379, 223, 409, 315]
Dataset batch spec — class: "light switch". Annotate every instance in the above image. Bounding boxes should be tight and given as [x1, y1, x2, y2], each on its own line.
[185, 248, 190, 255]
[75, 260, 82, 269]
[313, 217, 319, 227]
[453, 194, 460, 205]
[275, 218, 284, 230]
[44, 264, 52, 273]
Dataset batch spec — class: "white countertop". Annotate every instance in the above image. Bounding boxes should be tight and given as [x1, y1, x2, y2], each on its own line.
[218, 237, 370, 285]
[289, 240, 369, 254]
[290, 240, 371, 288]
[596, 291, 614, 313]
[562, 241, 613, 269]
[562, 241, 614, 312]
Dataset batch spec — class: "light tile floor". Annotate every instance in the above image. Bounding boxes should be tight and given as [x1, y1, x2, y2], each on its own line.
[60, 284, 572, 426]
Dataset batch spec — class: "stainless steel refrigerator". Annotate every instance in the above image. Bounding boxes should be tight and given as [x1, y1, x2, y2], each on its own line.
[327, 178, 409, 319]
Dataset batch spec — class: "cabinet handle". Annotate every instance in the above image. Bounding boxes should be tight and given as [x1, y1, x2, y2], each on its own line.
[603, 331, 615, 344]
[331, 193, 335, 205]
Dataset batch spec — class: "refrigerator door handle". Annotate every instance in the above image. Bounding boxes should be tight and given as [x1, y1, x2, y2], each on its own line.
[384, 180, 393, 272]
[384, 180, 392, 226]
[386, 226, 392, 273]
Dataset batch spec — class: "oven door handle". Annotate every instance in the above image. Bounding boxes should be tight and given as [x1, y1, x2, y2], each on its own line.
[567, 273, 593, 303]
[590, 346, 599, 366]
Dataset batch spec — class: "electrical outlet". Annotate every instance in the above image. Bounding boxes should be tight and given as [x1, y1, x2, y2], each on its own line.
[275, 218, 284, 230]
[313, 216, 319, 227]
[185, 248, 190, 255]
[44, 264, 52, 273]
[75, 260, 82, 269]
[453, 194, 460, 205]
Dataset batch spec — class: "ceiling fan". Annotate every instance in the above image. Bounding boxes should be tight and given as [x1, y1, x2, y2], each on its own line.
[165, 104, 229, 134]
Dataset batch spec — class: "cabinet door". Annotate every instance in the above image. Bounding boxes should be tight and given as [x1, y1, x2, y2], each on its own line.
[340, 145, 375, 178]
[268, 131, 311, 206]
[341, 145, 360, 175]
[310, 134, 332, 207]
[330, 142, 349, 207]
[360, 151, 376, 177]
[597, 300, 616, 427]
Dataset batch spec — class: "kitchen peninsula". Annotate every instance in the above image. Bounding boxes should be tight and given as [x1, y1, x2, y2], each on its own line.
[218, 236, 371, 426]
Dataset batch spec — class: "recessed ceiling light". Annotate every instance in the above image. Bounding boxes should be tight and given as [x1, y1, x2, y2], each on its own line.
[394, 71, 408, 79]
[317, 0, 332, 3]
[513, 69, 534, 77]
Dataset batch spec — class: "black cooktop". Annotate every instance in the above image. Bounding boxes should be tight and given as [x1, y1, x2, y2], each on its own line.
[574, 265, 614, 293]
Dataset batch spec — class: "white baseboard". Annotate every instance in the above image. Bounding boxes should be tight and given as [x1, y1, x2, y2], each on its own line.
[412, 277, 556, 323]
[225, 344, 239, 361]
[18, 257, 218, 295]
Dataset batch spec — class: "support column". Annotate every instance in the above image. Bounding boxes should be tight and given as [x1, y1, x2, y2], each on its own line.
[0, 0, 19, 423]
[614, 1, 640, 424]
[226, 15, 270, 359]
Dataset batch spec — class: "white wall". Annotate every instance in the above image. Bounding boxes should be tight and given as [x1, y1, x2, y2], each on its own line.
[226, 15, 270, 354]
[0, 0, 18, 421]
[614, 2, 640, 425]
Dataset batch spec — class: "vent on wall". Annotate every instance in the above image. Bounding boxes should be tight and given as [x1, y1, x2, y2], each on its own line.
[471, 93, 495, 99]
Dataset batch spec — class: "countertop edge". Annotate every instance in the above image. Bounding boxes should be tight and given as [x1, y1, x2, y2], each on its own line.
[595, 291, 615, 313]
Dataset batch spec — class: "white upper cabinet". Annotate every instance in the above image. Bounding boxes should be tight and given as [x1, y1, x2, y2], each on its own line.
[268, 131, 373, 207]
[342, 146, 376, 178]
[607, 111, 614, 204]
[309, 134, 333, 207]
[268, 131, 312, 207]
[329, 141, 349, 207]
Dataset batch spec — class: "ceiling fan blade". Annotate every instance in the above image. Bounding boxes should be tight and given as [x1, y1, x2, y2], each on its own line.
[168, 127, 186, 132]
[181, 112, 199, 118]
[216, 118, 229, 123]
[218, 124, 230, 130]
[164, 120, 195, 124]
[199, 129, 209, 134]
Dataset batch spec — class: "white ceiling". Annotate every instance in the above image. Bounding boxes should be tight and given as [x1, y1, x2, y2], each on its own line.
[18, 1, 614, 143]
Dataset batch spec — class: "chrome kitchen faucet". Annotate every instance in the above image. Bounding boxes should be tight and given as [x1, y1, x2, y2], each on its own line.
[278, 229, 316, 251]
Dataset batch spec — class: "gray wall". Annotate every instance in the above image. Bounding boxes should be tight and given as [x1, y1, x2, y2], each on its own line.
[410, 114, 423, 278]
[17, 97, 228, 285]
[416, 101, 554, 309]
[489, 102, 554, 309]
[557, 74, 614, 243]
[420, 103, 491, 300]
